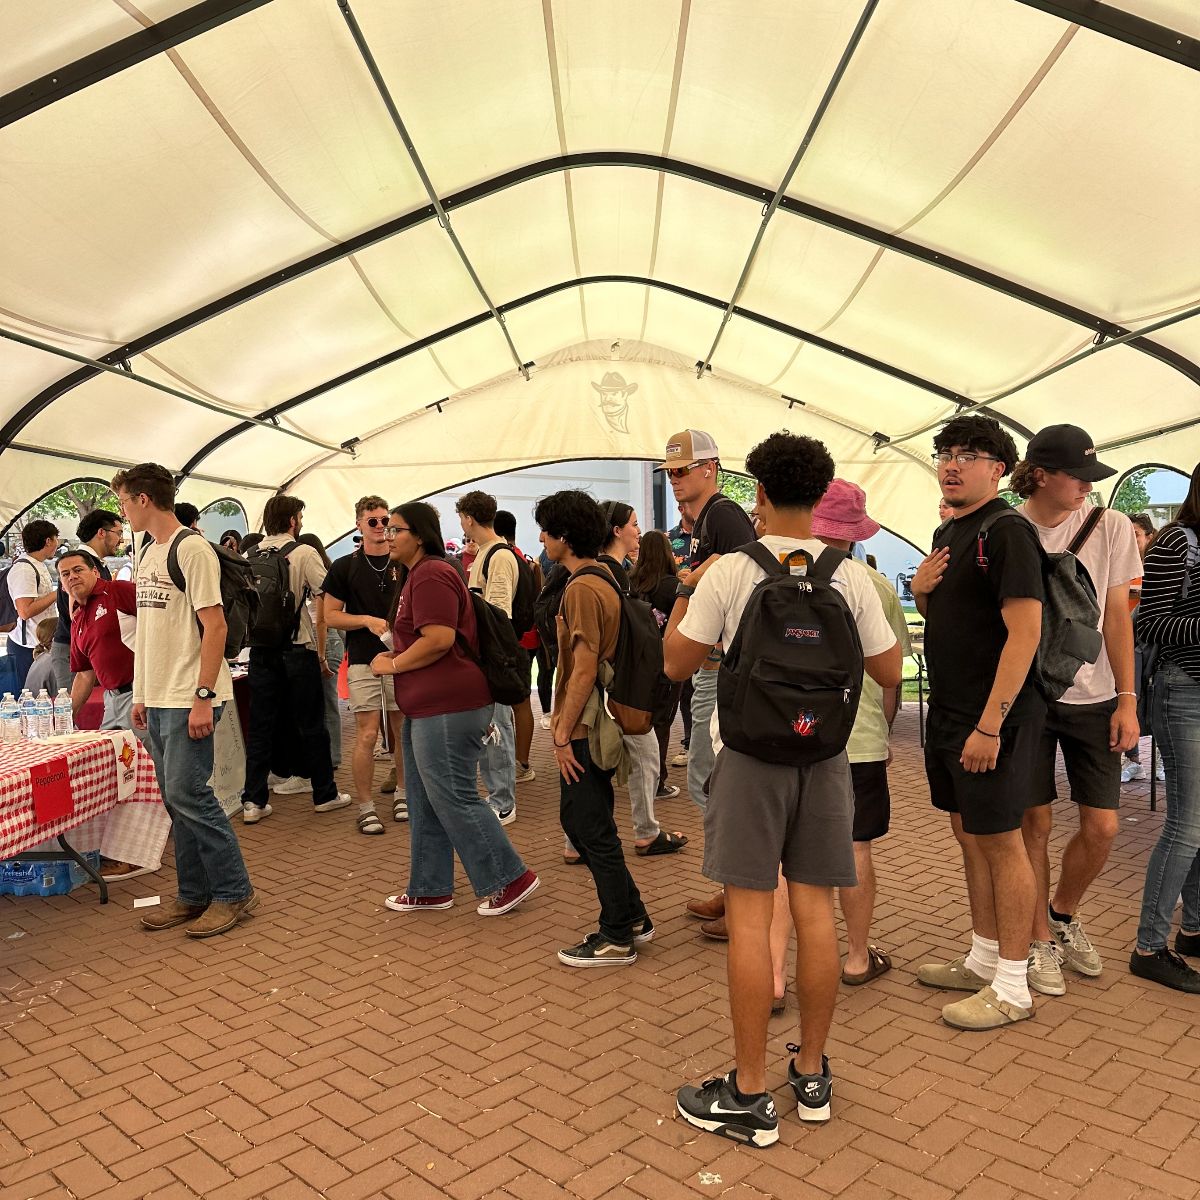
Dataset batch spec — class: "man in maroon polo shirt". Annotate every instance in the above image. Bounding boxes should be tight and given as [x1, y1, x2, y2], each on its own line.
[59, 552, 137, 731]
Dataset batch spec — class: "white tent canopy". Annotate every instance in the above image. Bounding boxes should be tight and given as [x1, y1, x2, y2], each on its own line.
[2, 0, 1197, 548]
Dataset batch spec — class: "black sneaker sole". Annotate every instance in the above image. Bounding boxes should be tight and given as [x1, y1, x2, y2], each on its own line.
[675, 1102, 778, 1148]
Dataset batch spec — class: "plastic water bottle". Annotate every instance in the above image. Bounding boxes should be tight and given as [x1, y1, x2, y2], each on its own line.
[19, 689, 36, 739]
[0, 694, 19, 744]
[53, 688, 73, 736]
[34, 689, 53, 739]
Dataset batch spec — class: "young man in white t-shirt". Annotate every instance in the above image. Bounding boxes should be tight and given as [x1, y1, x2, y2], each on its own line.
[664, 433, 901, 1147]
[6, 519, 60, 691]
[112, 463, 256, 939]
[1013, 426, 1140, 994]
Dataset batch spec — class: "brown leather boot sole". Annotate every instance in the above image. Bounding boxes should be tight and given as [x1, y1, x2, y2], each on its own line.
[185, 892, 259, 939]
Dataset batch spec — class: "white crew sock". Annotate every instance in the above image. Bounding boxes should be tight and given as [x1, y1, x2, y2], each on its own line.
[963, 932, 999, 980]
[991, 956, 1032, 1009]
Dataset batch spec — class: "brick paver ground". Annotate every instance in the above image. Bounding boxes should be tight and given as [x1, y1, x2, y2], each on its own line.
[1, 707, 1197, 1200]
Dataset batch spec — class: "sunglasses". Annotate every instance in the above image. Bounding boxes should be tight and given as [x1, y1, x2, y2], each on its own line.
[665, 461, 710, 480]
[362, 516, 388, 528]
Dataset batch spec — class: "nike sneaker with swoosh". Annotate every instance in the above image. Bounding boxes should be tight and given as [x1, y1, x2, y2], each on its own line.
[786, 1044, 833, 1122]
[676, 1072, 778, 1148]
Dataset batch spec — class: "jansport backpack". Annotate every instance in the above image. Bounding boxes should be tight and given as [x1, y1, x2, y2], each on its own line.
[244, 541, 303, 649]
[970, 507, 1104, 702]
[718, 542, 863, 766]
[166, 529, 259, 659]
[459, 591, 531, 706]
[569, 566, 664, 735]
[480, 542, 537, 637]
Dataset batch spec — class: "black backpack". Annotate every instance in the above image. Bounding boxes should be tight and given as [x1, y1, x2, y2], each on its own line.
[166, 529, 259, 659]
[458, 590, 531, 706]
[244, 541, 303, 649]
[568, 566, 663, 735]
[533, 563, 571, 666]
[718, 542, 863, 766]
[968, 507, 1104, 702]
[0, 558, 26, 634]
[480, 542, 537, 638]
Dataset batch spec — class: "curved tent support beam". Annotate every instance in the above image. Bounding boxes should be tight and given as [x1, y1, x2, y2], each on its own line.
[178, 272, 1015, 482]
[0, 476, 111, 544]
[0, 0, 275, 129]
[2, 152, 1195, 457]
[1011, 1, 1199, 72]
[699, 0, 879, 376]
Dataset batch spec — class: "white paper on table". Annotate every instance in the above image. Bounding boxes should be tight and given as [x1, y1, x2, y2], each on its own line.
[103, 729, 139, 803]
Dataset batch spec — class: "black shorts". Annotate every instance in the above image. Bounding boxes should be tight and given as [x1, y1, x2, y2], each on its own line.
[925, 709, 1044, 835]
[849, 760, 890, 842]
[1029, 698, 1121, 810]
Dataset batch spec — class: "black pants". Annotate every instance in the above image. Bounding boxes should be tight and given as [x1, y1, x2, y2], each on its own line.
[560, 737, 647, 944]
[653, 682, 683, 789]
[679, 675, 694, 747]
[244, 646, 337, 808]
[534, 644, 553, 714]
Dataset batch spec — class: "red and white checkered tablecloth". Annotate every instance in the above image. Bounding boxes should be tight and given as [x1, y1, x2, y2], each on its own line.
[0, 735, 162, 860]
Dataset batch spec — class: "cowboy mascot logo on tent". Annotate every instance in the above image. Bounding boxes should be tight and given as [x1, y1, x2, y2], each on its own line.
[591, 371, 638, 434]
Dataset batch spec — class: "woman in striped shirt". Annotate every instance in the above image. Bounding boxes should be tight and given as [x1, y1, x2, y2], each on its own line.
[1130, 464, 1200, 993]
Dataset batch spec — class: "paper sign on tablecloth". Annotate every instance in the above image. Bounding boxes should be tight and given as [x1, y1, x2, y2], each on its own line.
[30, 757, 74, 824]
[104, 730, 139, 803]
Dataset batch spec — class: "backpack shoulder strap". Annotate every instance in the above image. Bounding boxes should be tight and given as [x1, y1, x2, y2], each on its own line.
[277, 539, 299, 559]
[571, 564, 624, 595]
[809, 546, 850, 583]
[1066, 507, 1105, 556]
[976, 506, 1022, 538]
[480, 541, 517, 580]
[165, 528, 200, 592]
[737, 541, 786, 576]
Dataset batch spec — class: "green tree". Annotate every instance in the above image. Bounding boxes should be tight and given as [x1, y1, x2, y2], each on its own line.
[20, 482, 120, 528]
[1110, 468, 1152, 516]
[717, 470, 756, 508]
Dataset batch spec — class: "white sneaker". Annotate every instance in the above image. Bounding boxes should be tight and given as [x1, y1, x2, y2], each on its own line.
[539, 715, 551, 730]
[314, 793, 352, 813]
[242, 803, 272, 825]
[1027, 940, 1066, 996]
[271, 775, 311, 795]
[491, 800, 516, 826]
[1156, 761, 1166, 782]
[515, 763, 536, 783]
[670, 750, 689, 768]
[1120, 761, 1144, 783]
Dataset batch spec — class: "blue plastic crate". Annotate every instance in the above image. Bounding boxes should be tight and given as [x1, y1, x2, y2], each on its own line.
[0, 851, 101, 897]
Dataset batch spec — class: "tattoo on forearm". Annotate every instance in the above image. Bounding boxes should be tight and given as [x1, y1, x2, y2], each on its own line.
[999, 700, 1011, 717]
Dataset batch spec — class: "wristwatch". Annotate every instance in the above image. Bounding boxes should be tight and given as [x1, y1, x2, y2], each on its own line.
[194, 686, 217, 701]
[675, 582, 695, 599]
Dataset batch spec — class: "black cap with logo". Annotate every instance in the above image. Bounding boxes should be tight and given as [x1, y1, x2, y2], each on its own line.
[1025, 424, 1116, 483]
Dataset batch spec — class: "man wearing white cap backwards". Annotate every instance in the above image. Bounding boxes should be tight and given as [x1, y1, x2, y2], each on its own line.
[812, 480, 912, 987]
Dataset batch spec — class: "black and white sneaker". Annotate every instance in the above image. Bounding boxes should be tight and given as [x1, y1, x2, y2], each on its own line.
[676, 1072, 778, 1148]
[557, 932, 636, 967]
[786, 1044, 832, 1122]
[633, 916, 655, 945]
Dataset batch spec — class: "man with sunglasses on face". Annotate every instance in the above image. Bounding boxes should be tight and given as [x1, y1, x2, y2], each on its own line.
[912, 415, 1045, 1031]
[657, 431, 755, 940]
[323, 497, 405, 835]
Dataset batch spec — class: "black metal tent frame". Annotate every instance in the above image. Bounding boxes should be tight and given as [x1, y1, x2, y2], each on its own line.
[1, 0, 1197, 508]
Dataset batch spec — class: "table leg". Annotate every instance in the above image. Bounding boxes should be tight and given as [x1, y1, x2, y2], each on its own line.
[55, 835, 108, 904]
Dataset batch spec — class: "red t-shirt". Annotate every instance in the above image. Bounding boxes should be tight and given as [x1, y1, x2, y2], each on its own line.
[392, 557, 492, 718]
[69, 578, 137, 689]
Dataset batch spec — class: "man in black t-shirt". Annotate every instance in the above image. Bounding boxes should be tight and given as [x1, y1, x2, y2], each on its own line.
[656, 429, 755, 939]
[323, 496, 404, 833]
[911, 415, 1045, 1032]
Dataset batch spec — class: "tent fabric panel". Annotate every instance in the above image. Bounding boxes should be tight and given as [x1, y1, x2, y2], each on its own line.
[354, 0, 559, 194]
[501, 291, 589, 362]
[570, 168, 661, 278]
[669, 0, 869, 188]
[1113, 0, 1200, 38]
[903, 32, 1200, 323]
[787, 0, 1069, 232]
[0, 57, 333, 349]
[0, 340, 96, 429]
[640, 290, 723, 362]
[0, 0, 196, 95]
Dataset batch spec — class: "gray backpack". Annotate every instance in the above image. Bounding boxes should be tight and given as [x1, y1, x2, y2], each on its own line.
[973, 506, 1104, 702]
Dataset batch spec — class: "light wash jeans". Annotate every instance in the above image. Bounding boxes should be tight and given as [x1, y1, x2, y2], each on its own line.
[405, 704, 527, 899]
[1136, 661, 1200, 950]
[144, 706, 253, 905]
[687, 667, 719, 814]
[480, 702, 516, 816]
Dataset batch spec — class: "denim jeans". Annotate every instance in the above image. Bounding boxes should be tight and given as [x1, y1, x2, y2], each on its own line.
[687, 667, 719, 813]
[1136, 662, 1200, 950]
[624, 730, 661, 841]
[322, 628, 345, 770]
[405, 704, 527, 898]
[6, 641, 33, 693]
[560, 737, 647, 944]
[144, 705, 253, 905]
[480, 703, 516, 814]
[244, 646, 337, 807]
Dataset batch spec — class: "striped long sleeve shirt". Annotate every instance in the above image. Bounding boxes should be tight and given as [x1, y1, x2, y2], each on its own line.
[1136, 525, 1200, 684]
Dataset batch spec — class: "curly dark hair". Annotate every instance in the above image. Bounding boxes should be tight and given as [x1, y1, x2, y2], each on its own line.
[76, 509, 121, 542]
[933, 414, 1018, 474]
[455, 489, 497, 526]
[534, 490, 607, 560]
[744, 432, 835, 510]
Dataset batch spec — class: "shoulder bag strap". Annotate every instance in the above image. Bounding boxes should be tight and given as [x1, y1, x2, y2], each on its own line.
[1066, 506, 1106, 556]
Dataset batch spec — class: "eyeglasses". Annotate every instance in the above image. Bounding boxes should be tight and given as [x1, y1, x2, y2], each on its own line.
[665, 461, 709, 480]
[385, 526, 411, 538]
[363, 516, 388, 528]
[932, 452, 1002, 468]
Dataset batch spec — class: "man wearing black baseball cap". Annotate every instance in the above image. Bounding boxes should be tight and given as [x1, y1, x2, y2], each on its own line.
[1012, 424, 1140, 999]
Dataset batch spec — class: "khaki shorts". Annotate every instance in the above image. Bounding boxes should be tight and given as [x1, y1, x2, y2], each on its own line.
[347, 664, 400, 714]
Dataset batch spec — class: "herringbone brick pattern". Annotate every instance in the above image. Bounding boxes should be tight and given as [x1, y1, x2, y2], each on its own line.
[1, 708, 1197, 1199]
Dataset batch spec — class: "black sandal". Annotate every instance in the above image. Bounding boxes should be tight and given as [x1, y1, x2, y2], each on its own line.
[635, 831, 689, 856]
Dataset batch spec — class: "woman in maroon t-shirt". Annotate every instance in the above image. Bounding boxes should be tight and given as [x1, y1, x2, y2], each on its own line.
[371, 503, 537, 918]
